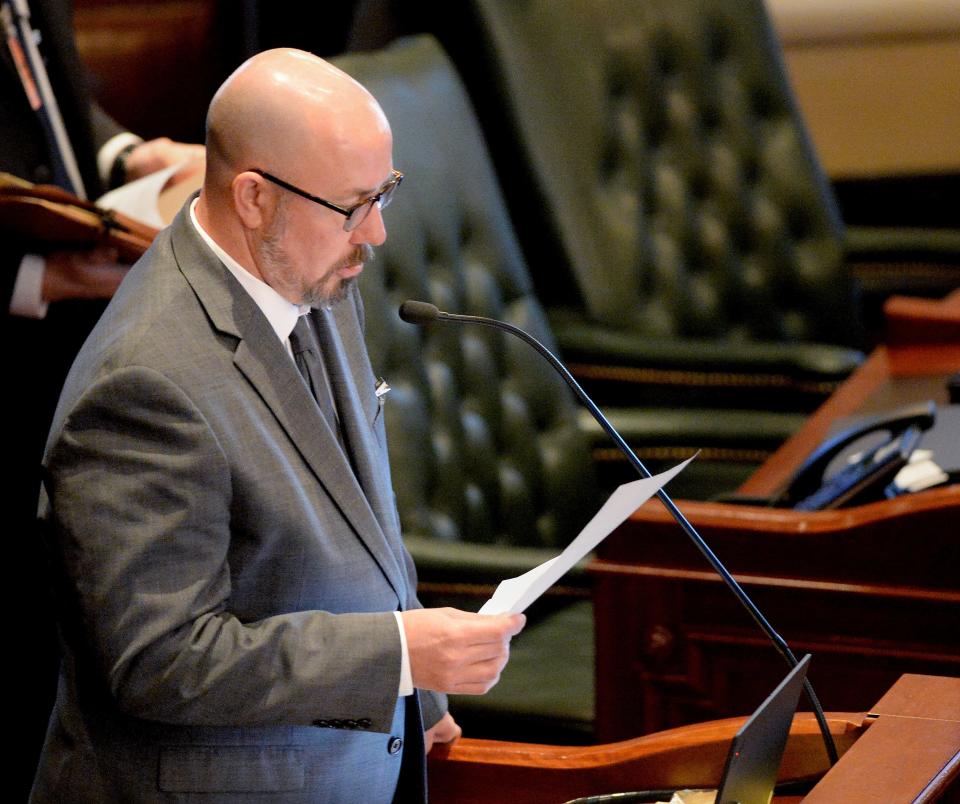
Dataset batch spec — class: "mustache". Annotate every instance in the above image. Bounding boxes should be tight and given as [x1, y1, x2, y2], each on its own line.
[333, 244, 375, 270]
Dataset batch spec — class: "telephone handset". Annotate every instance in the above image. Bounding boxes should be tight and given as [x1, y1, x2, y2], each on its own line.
[778, 400, 937, 511]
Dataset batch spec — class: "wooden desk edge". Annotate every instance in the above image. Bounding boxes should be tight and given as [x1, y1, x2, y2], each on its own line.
[429, 676, 960, 803]
[741, 337, 960, 498]
[427, 713, 865, 804]
[613, 483, 960, 538]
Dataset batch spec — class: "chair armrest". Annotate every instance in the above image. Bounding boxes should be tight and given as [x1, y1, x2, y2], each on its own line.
[577, 407, 806, 501]
[846, 225, 960, 297]
[550, 315, 863, 412]
[845, 226, 960, 263]
[404, 534, 593, 589]
[552, 317, 863, 378]
[580, 407, 805, 447]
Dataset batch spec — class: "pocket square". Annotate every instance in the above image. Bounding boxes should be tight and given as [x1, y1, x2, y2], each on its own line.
[375, 378, 391, 406]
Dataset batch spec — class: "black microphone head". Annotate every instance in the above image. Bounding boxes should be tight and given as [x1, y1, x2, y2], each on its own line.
[399, 300, 440, 325]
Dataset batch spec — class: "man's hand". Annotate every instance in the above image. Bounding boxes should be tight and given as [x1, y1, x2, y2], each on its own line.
[42, 246, 128, 303]
[401, 608, 525, 694]
[123, 137, 205, 186]
[424, 712, 462, 754]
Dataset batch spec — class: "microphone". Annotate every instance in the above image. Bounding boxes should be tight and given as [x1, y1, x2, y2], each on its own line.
[399, 299, 839, 764]
[397, 300, 441, 325]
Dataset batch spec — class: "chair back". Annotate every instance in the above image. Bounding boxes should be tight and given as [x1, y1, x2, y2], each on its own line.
[466, 0, 859, 345]
[335, 36, 599, 549]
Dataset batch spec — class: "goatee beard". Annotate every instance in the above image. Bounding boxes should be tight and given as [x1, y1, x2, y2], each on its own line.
[305, 243, 375, 309]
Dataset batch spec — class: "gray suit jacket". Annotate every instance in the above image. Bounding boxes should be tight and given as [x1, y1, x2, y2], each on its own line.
[31, 201, 445, 802]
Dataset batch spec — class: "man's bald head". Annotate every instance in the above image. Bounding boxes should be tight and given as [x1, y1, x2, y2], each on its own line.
[204, 48, 391, 197]
[195, 48, 394, 306]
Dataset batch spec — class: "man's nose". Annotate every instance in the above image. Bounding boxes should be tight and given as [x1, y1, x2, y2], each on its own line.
[351, 203, 387, 246]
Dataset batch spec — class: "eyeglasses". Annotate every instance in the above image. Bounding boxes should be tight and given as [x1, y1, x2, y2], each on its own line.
[250, 168, 404, 232]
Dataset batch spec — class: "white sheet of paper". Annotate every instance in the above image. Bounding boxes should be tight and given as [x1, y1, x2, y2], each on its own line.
[479, 456, 694, 615]
[96, 162, 186, 228]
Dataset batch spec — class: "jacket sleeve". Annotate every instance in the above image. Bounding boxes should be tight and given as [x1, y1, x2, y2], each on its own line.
[89, 102, 127, 154]
[43, 362, 405, 733]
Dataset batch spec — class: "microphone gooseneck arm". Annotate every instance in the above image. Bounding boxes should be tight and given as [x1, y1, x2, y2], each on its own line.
[399, 299, 839, 765]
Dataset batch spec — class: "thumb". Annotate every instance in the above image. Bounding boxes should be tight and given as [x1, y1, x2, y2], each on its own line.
[498, 612, 526, 637]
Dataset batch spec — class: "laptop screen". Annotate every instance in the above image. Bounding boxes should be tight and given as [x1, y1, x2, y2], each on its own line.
[715, 654, 811, 804]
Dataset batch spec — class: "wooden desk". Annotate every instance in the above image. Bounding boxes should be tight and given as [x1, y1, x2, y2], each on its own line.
[591, 294, 960, 741]
[805, 674, 960, 802]
[429, 711, 865, 804]
[427, 675, 960, 803]
[740, 339, 959, 498]
[741, 294, 960, 498]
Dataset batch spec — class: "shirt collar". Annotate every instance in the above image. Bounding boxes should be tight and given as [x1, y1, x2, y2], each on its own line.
[189, 197, 309, 345]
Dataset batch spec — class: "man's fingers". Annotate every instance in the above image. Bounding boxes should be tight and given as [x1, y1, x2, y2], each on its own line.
[460, 629, 519, 665]
[402, 608, 525, 694]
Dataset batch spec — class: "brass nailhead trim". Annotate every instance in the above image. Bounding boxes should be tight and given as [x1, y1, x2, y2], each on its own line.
[593, 446, 773, 464]
[569, 363, 840, 396]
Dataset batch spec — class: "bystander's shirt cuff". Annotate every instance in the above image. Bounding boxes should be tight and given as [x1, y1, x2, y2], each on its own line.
[10, 254, 49, 318]
[393, 611, 414, 696]
[97, 132, 143, 189]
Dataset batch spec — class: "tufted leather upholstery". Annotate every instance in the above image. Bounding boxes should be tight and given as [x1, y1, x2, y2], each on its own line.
[344, 0, 868, 496]
[334, 35, 601, 744]
[465, 0, 861, 347]
[334, 38, 599, 553]
[344, 1, 877, 502]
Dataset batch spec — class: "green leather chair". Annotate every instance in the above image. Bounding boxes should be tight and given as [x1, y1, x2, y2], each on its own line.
[445, 0, 957, 352]
[334, 36, 601, 743]
[456, 0, 869, 362]
[346, 0, 872, 496]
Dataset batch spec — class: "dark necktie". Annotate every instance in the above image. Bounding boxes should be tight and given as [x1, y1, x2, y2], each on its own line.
[289, 314, 346, 451]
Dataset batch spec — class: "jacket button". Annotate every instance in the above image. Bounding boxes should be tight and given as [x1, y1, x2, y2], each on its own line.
[387, 736, 403, 755]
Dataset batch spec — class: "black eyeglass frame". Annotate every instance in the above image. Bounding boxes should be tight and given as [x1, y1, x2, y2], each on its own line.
[249, 168, 404, 231]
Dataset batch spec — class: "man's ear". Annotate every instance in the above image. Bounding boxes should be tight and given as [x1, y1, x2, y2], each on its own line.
[232, 171, 272, 230]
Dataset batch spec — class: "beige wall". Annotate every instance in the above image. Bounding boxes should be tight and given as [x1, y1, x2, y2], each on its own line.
[766, 0, 960, 178]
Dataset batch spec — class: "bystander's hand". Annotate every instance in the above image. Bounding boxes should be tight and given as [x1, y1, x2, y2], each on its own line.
[42, 246, 128, 303]
[401, 607, 525, 695]
[123, 137, 205, 186]
[424, 711, 462, 754]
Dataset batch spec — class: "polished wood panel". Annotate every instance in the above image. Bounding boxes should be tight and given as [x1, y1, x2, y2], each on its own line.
[74, 0, 231, 142]
[428, 712, 864, 804]
[804, 674, 960, 802]
[885, 288, 960, 347]
[426, 676, 959, 804]
[591, 491, 960, 740]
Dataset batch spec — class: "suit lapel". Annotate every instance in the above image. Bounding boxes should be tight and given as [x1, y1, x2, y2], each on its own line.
[314, 306, 404, 560]
[168, 203, 407, 603]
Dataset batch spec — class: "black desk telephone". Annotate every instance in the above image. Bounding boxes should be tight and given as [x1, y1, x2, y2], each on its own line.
[777, 401, 937, 511]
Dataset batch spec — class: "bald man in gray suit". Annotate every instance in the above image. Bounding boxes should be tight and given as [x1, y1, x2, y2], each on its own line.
[32, 49, 524, 803]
